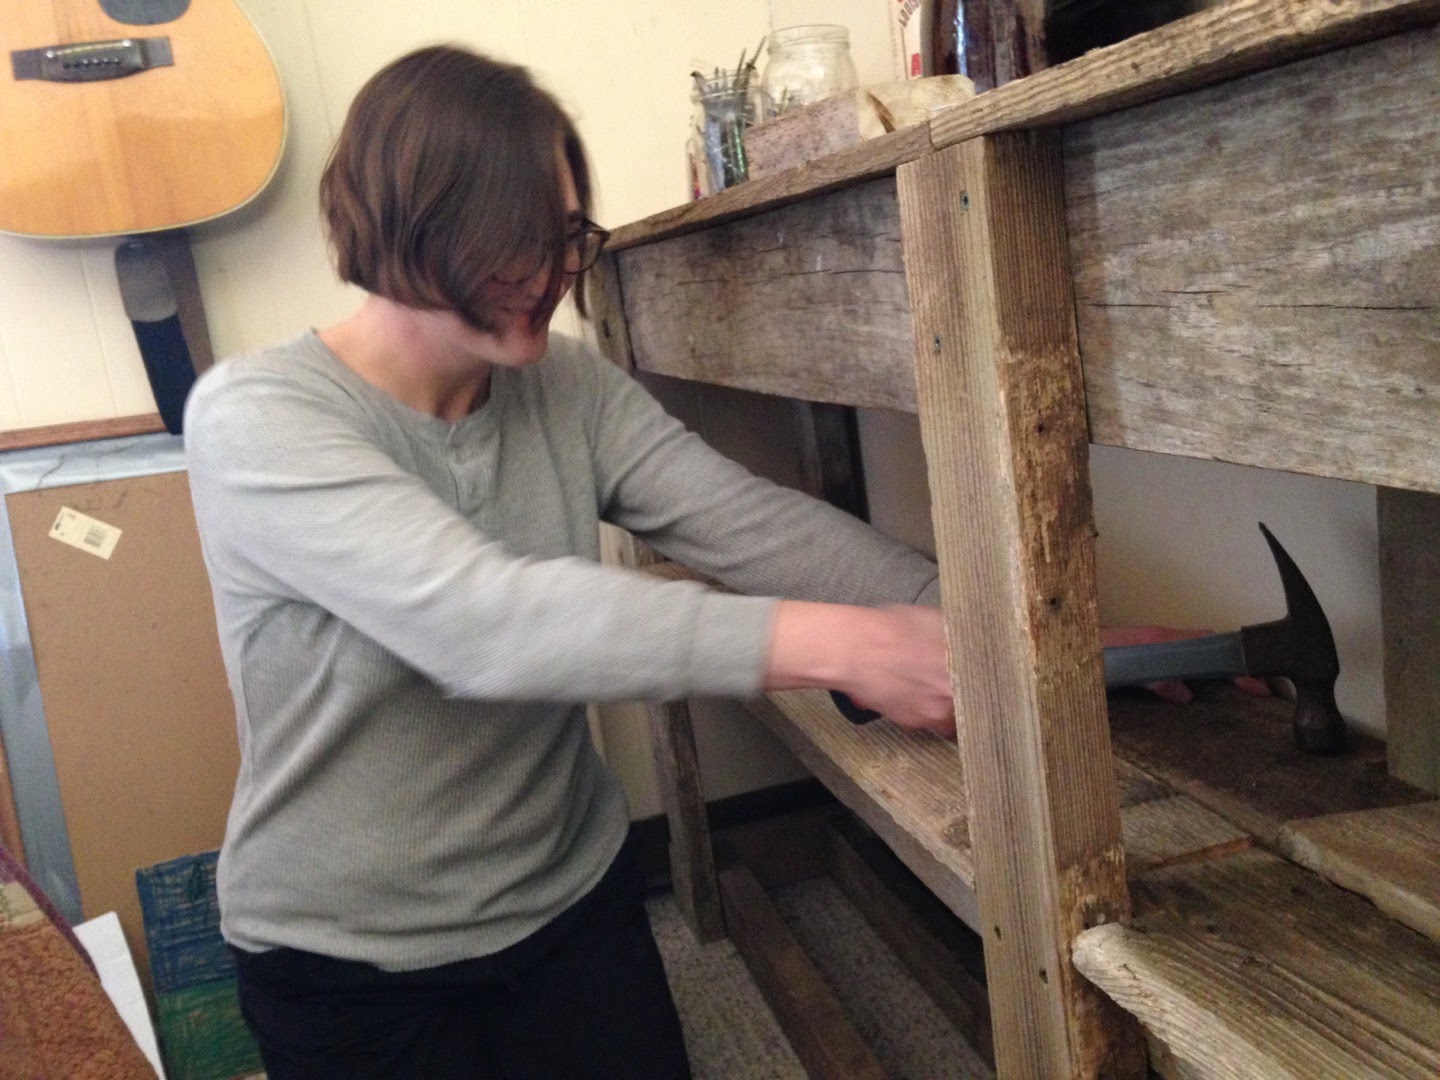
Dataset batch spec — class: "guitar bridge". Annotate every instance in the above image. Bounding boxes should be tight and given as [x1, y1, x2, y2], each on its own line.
[11, 37, 173, 83]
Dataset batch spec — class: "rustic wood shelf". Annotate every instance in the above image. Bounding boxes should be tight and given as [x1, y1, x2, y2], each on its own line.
[1075, 849, 1440, 1079]
[595, 2, 1440, 1074]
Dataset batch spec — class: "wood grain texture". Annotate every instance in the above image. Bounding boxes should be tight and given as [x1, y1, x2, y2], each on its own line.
[744, 95, 863, 181]
[716, 852, 889, 1080]
[1120, 795, 1250, 875]
[1380, 487, 1440, 792]
[0, 413, 165, 452]
[1074, 849, 1440, 1080]
[608, 125, 932, 252]
[645, 696, 724, 943]
[930, 0, 1440, 150]
[742, 689, 980, 930]
[897, 133, 1144, 1078]
[1279, 801, 1440, 944]
[619, 178, 915, 411]
[0, 0, 285, 237]
[1067, 25, 1440, 492]
[586, 251, 634, 373]
[1109, 687, 1433, 849]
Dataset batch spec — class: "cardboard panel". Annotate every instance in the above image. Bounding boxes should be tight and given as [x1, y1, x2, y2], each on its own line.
[5, 471, 236, 986]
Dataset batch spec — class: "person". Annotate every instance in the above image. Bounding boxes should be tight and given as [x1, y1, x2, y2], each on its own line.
[186, 41, 1264, 1080]
[184, 44, 955, 1080]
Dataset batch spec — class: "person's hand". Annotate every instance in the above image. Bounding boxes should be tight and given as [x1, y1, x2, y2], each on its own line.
[764, 601, 955, 738]
[1100, 624, 1271, 703]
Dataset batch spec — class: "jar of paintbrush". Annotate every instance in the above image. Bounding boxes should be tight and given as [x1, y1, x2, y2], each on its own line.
[686, 44, 763, 198]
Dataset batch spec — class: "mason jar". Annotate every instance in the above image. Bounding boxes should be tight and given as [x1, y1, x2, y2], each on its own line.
[759, 25, 859, 120]
[687, 74, 760, 198]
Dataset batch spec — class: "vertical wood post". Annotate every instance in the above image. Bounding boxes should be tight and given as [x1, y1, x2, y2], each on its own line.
[1379, 486, 1440, 794]
[588, 252, 726, 942]
[896, 133, 1146, 1078]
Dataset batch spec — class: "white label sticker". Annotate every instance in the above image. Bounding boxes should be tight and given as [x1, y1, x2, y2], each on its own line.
[49, 507, 122, 560]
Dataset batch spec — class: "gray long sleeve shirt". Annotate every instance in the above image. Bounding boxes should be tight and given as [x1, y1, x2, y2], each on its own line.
[184, 330, 938, 970]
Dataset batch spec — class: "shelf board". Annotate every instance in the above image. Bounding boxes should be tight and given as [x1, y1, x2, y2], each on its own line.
[1075, 848, 1440, 1079]
[744, 689, 1262, 933]
[1280, 801, 1440, 946]
[1108, 685, 1434, 848]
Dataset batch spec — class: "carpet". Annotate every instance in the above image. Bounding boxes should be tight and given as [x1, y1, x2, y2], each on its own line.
[649, 876, 994, 1079]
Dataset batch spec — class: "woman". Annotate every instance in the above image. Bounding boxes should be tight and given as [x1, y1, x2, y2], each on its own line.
[185, 44, 953, 1078]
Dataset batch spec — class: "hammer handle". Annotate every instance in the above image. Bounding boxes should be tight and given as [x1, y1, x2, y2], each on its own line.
[1103, 631, 1246, 688]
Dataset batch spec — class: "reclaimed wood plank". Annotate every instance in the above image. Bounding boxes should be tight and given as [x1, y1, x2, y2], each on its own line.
[716, 851, 888, 1080]
[586, 250, 634, 373]
[1109, 687, 1434, 848]
[930, 0, 1440, 149]
[1067, 25, 1440, 493]
[1074, 849, 1440, 1080]
[897, 131, 1144, 1078]
[742, 689, 980, 931]
[619, 178, 915, 412]
[607, 125, 932, 252]
[1279, 801, 1440, 944]
[1121, 795, 1251, 875]
[1380, 487, 1440, 792]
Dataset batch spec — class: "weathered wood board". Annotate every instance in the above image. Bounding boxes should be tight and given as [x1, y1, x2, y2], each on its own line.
[1075, 849, 1440, 1079]
[1279, 800, 1440, 945]
[1380, 486, 1440, 793]
[742, 690, 978, 930]
[898, 131, 1144, 1077]
[717, 853, 888, 1080]
[619, 178, 916, 412]
[1109, 687, 1433, 848]
[1067, 25, 1440, 493]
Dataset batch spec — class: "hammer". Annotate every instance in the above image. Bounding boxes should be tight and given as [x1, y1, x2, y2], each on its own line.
[833, 523, 1347, 755]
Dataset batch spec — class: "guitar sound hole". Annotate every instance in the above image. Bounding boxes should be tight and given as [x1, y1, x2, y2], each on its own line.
[100, 0, 190, 27]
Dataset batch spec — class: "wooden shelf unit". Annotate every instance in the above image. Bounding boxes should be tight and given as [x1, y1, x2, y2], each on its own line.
[593, 2, 1440, 1075]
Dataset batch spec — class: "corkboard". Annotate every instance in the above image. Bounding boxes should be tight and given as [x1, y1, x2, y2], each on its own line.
[4, 471, 237, 989]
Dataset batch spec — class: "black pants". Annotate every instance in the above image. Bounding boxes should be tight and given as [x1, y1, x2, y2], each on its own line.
[231, 843, 692, 1079]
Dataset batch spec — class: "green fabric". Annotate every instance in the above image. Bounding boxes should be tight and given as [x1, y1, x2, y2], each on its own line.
[155, 980, 262, 1080]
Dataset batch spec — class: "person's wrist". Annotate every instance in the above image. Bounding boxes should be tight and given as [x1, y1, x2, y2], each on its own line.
[764, 600, 866, 691]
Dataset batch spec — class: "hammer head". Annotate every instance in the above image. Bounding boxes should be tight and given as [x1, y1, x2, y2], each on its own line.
[1240, 523, 1346, 754]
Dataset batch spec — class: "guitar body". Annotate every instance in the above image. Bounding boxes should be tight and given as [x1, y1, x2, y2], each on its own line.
[0, 0, 285, 238]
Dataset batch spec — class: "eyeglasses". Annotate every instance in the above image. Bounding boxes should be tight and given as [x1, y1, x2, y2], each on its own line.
[565, 217, 610, 273]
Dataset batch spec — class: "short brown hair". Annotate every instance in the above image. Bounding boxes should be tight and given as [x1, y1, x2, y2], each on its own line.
[320, 45, 593, 330]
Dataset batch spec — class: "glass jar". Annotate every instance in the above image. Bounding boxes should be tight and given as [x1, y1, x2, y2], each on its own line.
[759, 25, 859, 120]
[687, 74, 759, 198]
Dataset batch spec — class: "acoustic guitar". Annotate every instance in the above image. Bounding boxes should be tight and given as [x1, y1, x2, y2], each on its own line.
[2, 0, 286, 433]
[1, 0, 285, 238]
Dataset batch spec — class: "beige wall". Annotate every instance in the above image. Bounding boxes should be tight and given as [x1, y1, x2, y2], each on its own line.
[0, 2, 1385, 820]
